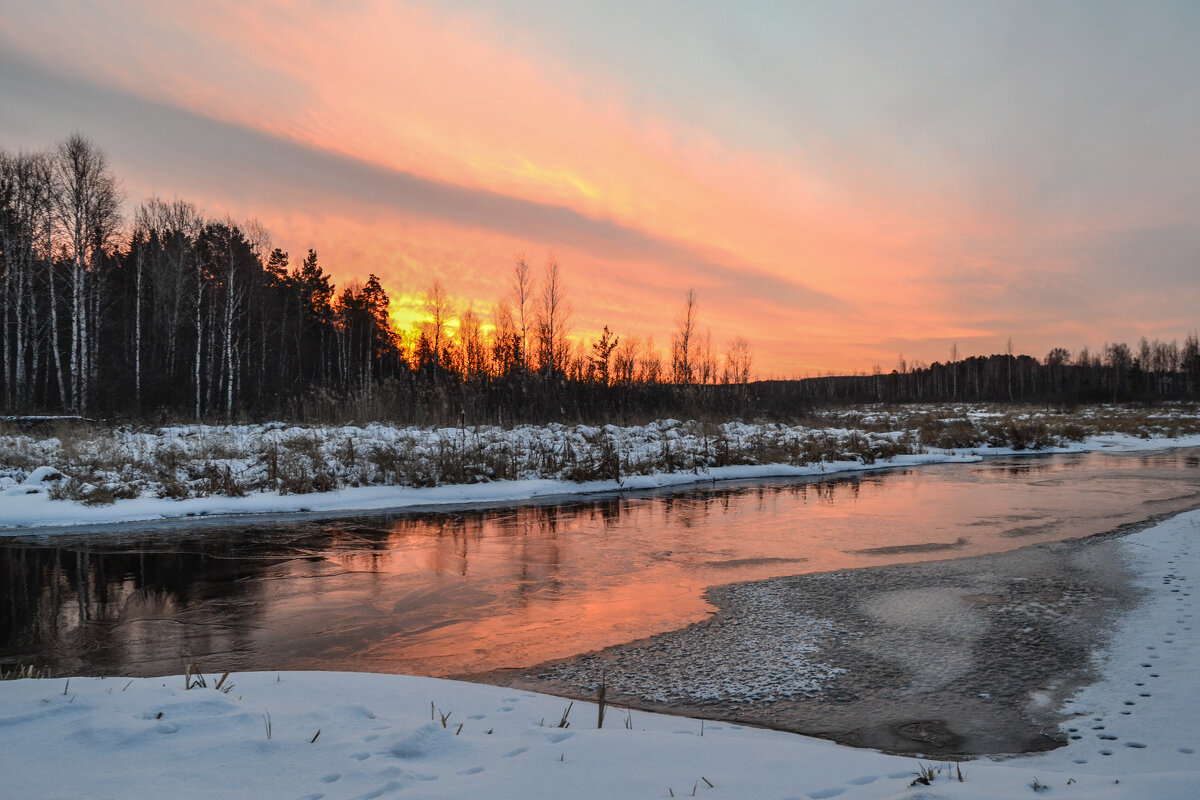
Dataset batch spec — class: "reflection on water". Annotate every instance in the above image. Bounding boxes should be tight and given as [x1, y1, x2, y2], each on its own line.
[2, 448, 1198, 678]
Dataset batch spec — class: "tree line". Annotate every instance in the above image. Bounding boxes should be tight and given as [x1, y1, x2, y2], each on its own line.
[0, 135, 758, 424]
[2, 135, 1198, 425]
[755, 338, 1200, 410]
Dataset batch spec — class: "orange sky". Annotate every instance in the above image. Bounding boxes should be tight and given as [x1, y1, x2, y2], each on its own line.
[2, 1, 1197, 376]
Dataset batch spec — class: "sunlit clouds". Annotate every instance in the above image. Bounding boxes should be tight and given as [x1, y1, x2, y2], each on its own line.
[2, 0, 1197, 375]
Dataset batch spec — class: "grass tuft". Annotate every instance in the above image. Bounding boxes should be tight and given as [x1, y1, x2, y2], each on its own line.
[558, 702, 573, 729]
[596, 673, 607, 729]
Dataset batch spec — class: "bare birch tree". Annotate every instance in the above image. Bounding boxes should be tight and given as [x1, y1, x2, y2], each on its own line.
[423, 278, 454, 374]
[51, 135, 120, 412]
[511, 256, 534, 376]
[671, 288, 697, 385]
[535, 257, 571, 378]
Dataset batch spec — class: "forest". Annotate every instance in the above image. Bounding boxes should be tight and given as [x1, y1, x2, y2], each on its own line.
[3, 135, 1199, 426]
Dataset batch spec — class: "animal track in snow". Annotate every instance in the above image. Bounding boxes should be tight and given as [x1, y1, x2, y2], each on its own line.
[353, 780, 401, 799]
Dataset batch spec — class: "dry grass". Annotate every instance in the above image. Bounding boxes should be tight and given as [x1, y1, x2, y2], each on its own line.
[0, 664, 50, 680]
[4, 403, 1198, 502]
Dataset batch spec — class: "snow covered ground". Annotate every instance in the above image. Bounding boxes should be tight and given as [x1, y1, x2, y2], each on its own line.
[2, 509, 1197, 799]
[3, 404, 1199, 532]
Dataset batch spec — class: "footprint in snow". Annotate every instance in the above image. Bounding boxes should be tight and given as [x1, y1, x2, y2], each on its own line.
[296, 794, 323, 800]
[546, 731, 573, 744]
[1178, 747, 1195, 754]
[502, 746, 529, 758]
[468, 714, 485, 720]
[807, 788, 844, 799]
[457, 767, 485, 775]
[320, 774, 340, 784]
[1099, 749, 1113, 756]
[1126, 742, 1147, 748]
[886, 772, 912, 779]
[364, 734, 379, 742]
[354, 780, 402, 800]
[350, 751, 370, 761]
[846, 775, 877, 785]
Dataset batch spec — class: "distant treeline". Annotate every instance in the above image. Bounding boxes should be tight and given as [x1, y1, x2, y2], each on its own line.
[755, 343, 1200, 411]
[2, 135, 1198, 425]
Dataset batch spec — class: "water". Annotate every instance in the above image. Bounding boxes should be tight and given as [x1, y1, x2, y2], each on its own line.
[2, 448, 1198, 678]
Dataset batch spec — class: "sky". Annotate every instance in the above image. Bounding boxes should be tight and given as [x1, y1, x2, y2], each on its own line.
[2, 0, 1198, 377]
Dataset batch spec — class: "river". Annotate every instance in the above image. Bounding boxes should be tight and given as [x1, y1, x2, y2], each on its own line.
[2, 448, 1197, 678]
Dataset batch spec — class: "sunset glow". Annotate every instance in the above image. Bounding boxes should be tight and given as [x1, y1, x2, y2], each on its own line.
[2, 0, 1197, 376]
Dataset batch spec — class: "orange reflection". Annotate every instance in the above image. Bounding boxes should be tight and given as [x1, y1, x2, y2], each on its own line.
[245, 453, 1200, 677]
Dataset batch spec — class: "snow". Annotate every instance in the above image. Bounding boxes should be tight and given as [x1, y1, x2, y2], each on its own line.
[2, 509, 1198, 799]
[3, 412, 1199, 532]
[0, 456, 976, 531]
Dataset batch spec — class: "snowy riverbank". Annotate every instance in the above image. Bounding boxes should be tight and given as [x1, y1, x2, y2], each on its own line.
[3, 405, 1200, 532]
[2, 508, 1197, 799]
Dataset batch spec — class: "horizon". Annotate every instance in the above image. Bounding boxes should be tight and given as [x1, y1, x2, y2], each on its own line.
[3, 1, 1198, 377]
